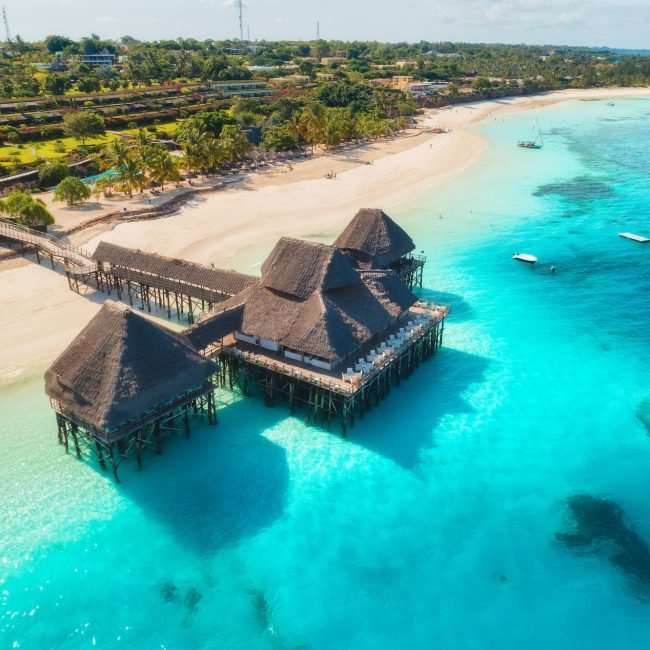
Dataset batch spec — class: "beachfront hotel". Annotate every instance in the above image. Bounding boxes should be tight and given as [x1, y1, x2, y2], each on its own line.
[41, 209, 447, 477]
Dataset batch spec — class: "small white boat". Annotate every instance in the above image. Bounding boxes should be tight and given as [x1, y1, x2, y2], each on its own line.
[619, 232, 650, 243]
[513, 252, 538, 264]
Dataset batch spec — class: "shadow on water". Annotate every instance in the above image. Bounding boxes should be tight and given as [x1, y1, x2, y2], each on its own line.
[417, 289, 473, 323]
[556, 494, 650, 602]
[117, 397, 290, 555]
[347, 347, 490, 468]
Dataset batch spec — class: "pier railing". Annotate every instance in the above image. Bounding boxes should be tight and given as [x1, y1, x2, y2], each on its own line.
[0, 217, 97, 274]
[223, 304, 449, 396]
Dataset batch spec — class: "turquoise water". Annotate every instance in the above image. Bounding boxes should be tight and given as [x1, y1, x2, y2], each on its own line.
[3, 97, 650, 649]
[82, 170, 119, 185]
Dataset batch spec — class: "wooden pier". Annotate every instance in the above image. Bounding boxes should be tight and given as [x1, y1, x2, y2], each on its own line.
[45, 301, 219, 481]
[0, 217, 96, 273]
[52, 384, 217, 482]
[204, 305, 446, 435]
[0, 219, 256, 324]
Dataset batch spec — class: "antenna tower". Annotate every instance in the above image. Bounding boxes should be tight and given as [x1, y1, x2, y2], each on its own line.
[2, 6, 11, 44]
[316, 21, 320, 39]
[238, 0, 244, 42]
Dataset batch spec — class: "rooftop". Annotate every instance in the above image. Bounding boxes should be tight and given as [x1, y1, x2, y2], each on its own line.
[333, 208, 415, 268]
[190, 236, 417, 366]
[45, 301, 217, 438]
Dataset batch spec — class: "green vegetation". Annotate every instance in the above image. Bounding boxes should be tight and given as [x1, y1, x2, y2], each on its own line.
[62, 111, 106, 145]
[0, 189, 54, 226]
[0, 34, 648, 183]
[53, 176, 91, 206]
[98, 130, 181, 197]
[261, 125, 298, 152]
[38, 161, 69, 187]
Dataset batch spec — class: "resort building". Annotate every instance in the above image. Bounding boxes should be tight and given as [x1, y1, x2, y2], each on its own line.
[269, 75, 311, 88]
[334, 208, 426, 289]
[207, 81, 274, 98]
[44, 301, 219, 481]
[79, 49, 115, 67]
[185, 210, 445, 433]
[42, 208, 445, 465]
[189, 236, 417, 372]
[391, 76, 414, 91]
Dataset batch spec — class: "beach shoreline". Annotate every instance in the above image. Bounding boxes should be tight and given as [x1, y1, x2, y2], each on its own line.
[1, 86, 648, 386]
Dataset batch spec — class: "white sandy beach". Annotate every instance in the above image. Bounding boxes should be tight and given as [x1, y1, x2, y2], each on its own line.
[1, 87, 648, 384]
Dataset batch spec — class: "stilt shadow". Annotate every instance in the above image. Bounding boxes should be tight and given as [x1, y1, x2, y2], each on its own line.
[347, 348, 489, 468]
[116, 396, 290, 555]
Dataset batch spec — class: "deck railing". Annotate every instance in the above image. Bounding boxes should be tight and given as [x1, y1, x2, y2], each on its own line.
[0, 217, 97, 273]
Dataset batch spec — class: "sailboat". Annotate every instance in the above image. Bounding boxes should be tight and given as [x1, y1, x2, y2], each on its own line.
[517, 119, 544, 149]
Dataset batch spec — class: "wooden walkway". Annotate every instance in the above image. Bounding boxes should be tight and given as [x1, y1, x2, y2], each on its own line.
[0, 218, 255, 323]
[0, 218, 97, 274]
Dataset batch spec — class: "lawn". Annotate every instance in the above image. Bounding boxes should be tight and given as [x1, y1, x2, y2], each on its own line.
[0, 121, 179, 165]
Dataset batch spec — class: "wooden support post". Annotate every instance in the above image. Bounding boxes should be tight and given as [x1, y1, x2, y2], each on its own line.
[184, 410, 190, 438]
[154, 420, 163, 454]
[305, 386, 313, 425]
[70, 424, 82, 458]
[95, 441, 107, 471]
[289, 380, 295, 413]
[62, 419, 69, 453]
[56, 413, 64, 445]
[327, 393, 333, 430]
[136, 431, 143, 470]
[107, 444, 120, 483]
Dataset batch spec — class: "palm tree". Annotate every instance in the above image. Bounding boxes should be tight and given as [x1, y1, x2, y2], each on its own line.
[116, 151, 145, 198]
[134, 130, 157, 185]
[100, 139, 130, 174]
[149, 148, 180, 190]
[298, 103, 327, 153]
[218, 124, 250, 163]
[177, 124, 209, 176]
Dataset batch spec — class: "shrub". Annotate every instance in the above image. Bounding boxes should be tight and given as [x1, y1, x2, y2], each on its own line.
[0, 189, 55, 226]
[38, 161, 70, 187]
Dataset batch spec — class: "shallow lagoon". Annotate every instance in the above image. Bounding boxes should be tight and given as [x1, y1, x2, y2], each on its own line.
[2, 97, 650, 649]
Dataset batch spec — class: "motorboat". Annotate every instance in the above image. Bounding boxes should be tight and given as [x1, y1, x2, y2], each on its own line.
[513, 252, 538, 264]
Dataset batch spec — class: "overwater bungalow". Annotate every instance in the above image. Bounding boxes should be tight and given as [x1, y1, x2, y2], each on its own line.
[187, 230, 447, 433]
[44, 208, 446, 472]
[44, 301, 218, 480]
[333, 208, 426, 289]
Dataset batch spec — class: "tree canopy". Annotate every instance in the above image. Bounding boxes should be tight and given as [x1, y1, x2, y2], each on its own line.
[54, 176, 92, 206]
[0, 190, 55, 227]
[63, 111, 106, 145]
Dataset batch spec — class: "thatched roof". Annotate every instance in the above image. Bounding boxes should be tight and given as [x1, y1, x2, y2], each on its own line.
[45, 301, 217, 435]
[185, 303, 244, 350]
[260, 237, 359, 299]
[333, 208, 415, 268]
[194, 238, 417, 365]
[93, 242, 256, 298]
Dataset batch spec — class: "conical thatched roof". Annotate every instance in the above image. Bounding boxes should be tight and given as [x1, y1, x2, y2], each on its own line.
[45, 301, 217, 434]
[333, 208, 415, 268]
[261, 237, 359, 299]
[193, 238, 417, 365]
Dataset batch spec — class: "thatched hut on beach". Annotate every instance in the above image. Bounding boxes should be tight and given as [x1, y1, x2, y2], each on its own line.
[45, 300, 218, 479]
